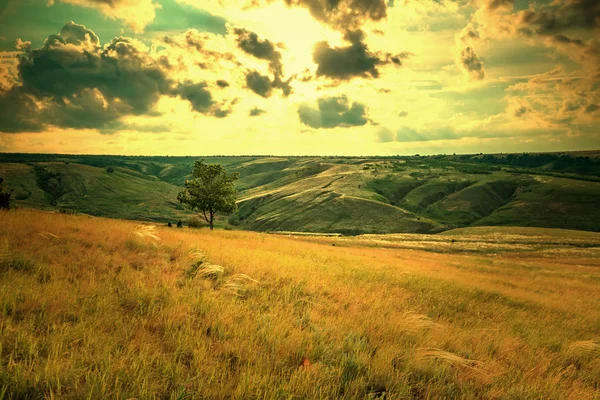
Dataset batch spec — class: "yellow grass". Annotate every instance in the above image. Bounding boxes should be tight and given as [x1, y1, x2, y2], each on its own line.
[0, 209, 599, 399]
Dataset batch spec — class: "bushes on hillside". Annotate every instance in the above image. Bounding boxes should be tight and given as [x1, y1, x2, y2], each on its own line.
[0, 177, 15, 210]
[188, 216, 204, 228]
[228, 213, 241, 226]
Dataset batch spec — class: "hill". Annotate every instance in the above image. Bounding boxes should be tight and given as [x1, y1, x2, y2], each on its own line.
[1, 151, 600, 233]
[1, 209, 599, 398]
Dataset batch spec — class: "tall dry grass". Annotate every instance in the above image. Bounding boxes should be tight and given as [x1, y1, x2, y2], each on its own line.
[0, 209, 599, 399]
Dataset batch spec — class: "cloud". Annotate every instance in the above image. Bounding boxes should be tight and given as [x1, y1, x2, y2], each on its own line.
[313, 30, 403, 80]
[395, 126, 457, 142]
[174, 81, 230, 117]
[55, 0, 159, 33]
[458, 47, 486, 80]
[297, 95, 370, 129]
[0, 51, 20, 92]
[245, 71, 273, 97]
[249, 107, 266, 116]
[0, 21, 234, 133]
[15, 38, 31, 50]
[18, 32, 169, 113]
[398, 110, 408, 117]
[455, 23, 486, 80]
[234, 27, 283, 74]
[234, 28, 292, 97]
[284, 0, 388, 31]
[472, 0, 600, 75]
[585, 104, 599, 113]
[515, 0, 600, 36]
[376, 127, 394, 142]
[0, 87, 46, 132]
[506, 65, 600, 128]
[514, 106, 529, 117]
[483, 0, 514, 11]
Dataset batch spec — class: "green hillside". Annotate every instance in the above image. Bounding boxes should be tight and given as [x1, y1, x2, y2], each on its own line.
[1, 152, 599, 233]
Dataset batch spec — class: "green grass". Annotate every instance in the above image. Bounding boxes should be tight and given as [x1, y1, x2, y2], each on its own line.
[475, 176, 600, 231]
[1, 153, 600, 233]
[0, 162, 193, 223]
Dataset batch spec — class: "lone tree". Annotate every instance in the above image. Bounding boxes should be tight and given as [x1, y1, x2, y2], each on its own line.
[0, 177, 15, 210]
[177, 160, 239, 230]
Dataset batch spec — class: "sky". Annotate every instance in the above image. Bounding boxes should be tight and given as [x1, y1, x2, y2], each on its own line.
[0, 0, 598, 156]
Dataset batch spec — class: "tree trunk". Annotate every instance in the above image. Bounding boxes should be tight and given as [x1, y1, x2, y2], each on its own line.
[209, 209, 214, 230]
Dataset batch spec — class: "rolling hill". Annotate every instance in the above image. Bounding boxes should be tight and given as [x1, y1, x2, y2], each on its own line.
[1, 152, 599, 233]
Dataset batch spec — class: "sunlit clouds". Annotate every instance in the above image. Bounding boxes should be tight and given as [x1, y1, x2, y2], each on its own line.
[0, 0, 598, 155]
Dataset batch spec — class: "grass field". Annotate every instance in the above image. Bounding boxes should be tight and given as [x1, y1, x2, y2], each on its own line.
[1, 209, 599, 398]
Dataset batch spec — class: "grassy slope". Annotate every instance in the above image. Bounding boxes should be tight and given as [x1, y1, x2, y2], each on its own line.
[1, 154, 600, 233]
[475, 176, 600, 232]
[1, 210, 599, 399]
[0, 162, 193, 223]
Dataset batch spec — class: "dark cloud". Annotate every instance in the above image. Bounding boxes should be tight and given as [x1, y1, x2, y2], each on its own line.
[313, 30, 403, 80]
[485, 0, 514, 11]
[234, 28, 292, 97]
[161, 30, 239, 67]
[0, 21, 231, 133]
[172, 81, 233, 118]
[249, 107, 266, 116]
[459, 47, 486, 80]
[1, 23, 171, 132]
[216, 79, 230, 88]
[459, 24, 480, 42]
[297, 95, 370, 129]
[552, 33, 584, 46]
[0, 87, 45, 132]
[174, 81, 213, 113]
[284, 0, 387, 31]
[398, 110, 408, 117]
[245, 71, 273, 97]
[585, 103, 599, 113]
[234, 28, 282, 72]
[516, 0, 600, 35]
[514, 106, 529, 117]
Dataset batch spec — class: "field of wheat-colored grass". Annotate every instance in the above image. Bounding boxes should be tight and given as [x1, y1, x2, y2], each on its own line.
[1, 209, 599, 399]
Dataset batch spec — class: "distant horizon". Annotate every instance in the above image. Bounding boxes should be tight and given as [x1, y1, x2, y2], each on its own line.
[1, 149, 600, 159]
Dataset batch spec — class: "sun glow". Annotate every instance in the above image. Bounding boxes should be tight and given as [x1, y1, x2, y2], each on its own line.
[229, 3, 341, 77]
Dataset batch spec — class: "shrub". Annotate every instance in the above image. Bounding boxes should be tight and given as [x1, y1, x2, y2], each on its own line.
[167, 222, 173, 227]
[228, 213, 241, 226]
[0, 177, 15, 210]
[188, 216, 204, 228]
[106, 167, 115, 173]
[177, 220, 183, 228]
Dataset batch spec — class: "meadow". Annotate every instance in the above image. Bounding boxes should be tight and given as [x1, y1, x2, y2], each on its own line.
[1, 209, 599, 399]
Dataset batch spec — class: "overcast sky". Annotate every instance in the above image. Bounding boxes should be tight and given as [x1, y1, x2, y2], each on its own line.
[0, 0, 598, 155]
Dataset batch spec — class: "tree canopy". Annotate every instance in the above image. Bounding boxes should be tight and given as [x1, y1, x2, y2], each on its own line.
[177, 161, 239, 230]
